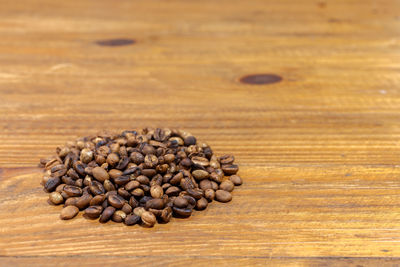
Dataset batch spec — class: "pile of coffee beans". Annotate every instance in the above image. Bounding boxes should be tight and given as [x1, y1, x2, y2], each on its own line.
[39, 128, 242, 227]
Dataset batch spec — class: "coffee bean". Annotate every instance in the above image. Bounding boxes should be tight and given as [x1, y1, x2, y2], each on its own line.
[63, 185, 83, 197]
[172, 206, 192, 218]
[131, 188, 144, 197]
[170, 172, 183, 185]
[106, 153, 120, 167]
[92, 167, 109, 182]
[199, 179, 212, 190]
[191, 156, 209, 167]
[174, 196, 188, 208]
[108, 194, 125, 209]
[219, 180, 234, 192]
[125, 214, 141, 226]
[150, 185, 163, 199]
[195, 197, 208, 210]
[130, 152, 144, 164]
[160, 207, 172, 223]
[44, 177, 61, 192]
[73, 162, 86, 177]
[141, 168, 156, 177]
[221, 164, 239, 175]
[141, 211, 156, 227]
[99, 206, 116, 223]
[229, 175, 242, 186]
[210, 172, 223, 183]
[215, 190, 232, 203]
[89, 180, 105, 195]
[204, 189, 215, 201]
[60, 206, 79, 220]
[142, 144, 156, 155]
[133, 207, 146, 217]
[163, 154, 175, 163]
[114, 175, 130, 185]
[90, 194, 105, 206]
[49, 192, 64, 205]
[80, 148, 93, 164]
[109, 169, 123, 179]
[117, 188, 131, 199]
[136, 175, 150, 185]
[116, 156, 130, 170]
[103, 179, 116, 192]
[192, 169, 209, 180]
[64, 197, 79, 206]
[84, 205, 103, 219]
[125, 180, 140, 191]
[165, 186, 180, 196]
[184, 136, 196, 146]
[187, 188, 203, 199]
[75, 194, 93, 210]
[121, 203, 133, 214]
[112, 210, 127, 223]
[145, 198, 164, 210]
[219, 155, 235, 165]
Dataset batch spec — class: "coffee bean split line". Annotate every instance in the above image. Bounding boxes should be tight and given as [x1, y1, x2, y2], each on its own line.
[40, 128, 242, 227]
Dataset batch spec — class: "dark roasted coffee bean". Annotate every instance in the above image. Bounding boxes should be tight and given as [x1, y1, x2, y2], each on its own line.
[139, 196, 153, 205]
[145, 198, 164, 210]
[90, 194, 105, 206]
[62, 175, 75, 185]
[116, 156, 130, 170]
[67, 168, 80, 180]
[180, 158, 192, 168]
[183, 195, 196, 208]
[229, 175, 242, 186]
[114, 175, 130, 185]
[89, 180, 105, 195]
[195, 197, 208, 210]
[73, 162, 86, 177]
[101, 199, 108, 209]
[215, 190, 232, 203]
[75, 179, 83, 188]
[219, 155, 235, 165]
[60, 206, 79, 220]
[141, 184, 150, 192]
[84, 205, 103, 219]
[63, 185, 82, 197]
[129, 196, 139, 209]
[184, 136, 196, 146]
[49, 192, 64, 205]
[187, 188, 203, 200]
[162, 183, 171, 190]
[125, 214, 141, 226]
[121, 203, 133, 214]
[174, 196, 188, 208]
[61, 191, 69, 200]
[221, 164, 239, 175]
[44, 177, 61, 192]
[220, 180, 234, 192]
[165, 186, 180, 196]
[51, 164, 67, 177]
[150, 174, 163, 186]
[99, 206, 115, 223]
[172, 206, 192, 218]
[108, 194, 125, 209]
[122, 167, 138, 176]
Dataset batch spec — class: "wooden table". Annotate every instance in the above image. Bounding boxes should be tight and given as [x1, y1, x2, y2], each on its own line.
[1, 0, 400, 266]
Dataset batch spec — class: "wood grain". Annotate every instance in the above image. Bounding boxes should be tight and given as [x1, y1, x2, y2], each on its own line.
[1, 0, 400, 265]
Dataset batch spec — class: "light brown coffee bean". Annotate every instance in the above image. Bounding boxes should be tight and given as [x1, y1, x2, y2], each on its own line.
[141, 211, 156, 227]
[150, 185, 163, 198]
[204, 189, 215, 201]
[229, 175, 242, 186]
[49, 191, 64, 205]
[60, 206, 79, 220]
[92, 167, 109, 182]
[195, 197, 208, 210]
[219, 180, 234, 192]
[215, 190, 232, 203]
[192, 169, 209, 180]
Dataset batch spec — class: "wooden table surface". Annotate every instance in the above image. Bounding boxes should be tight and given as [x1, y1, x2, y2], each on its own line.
[1, 0, 400, 266]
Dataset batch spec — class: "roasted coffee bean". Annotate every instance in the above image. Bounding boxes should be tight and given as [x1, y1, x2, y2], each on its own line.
[130, 152, 144, 164]
[118, 188, 131, 199]
[73, 162, 86, 177]
[61, 191, 69, 200]
[150, 174, 163, 186]
[142, 144, 156, 155]
[106, 153, 120, 167]
[67, 168, 80, 180]
[84, 205, 103, 219]
[141, 168, 156, 177]
[187, 188, 203, 199]
[195, 197, 208, 210]
[49, 192, 64, 205]
[122, 167, 138, 176]
[219, 155, 235, 165]
[109, 169, 123, 179]
[80, 148, 93, 164]
[210, 172, 223, 183]
[108, 194, 125, 209]
[219, 180, 234, 192]
[170, 172, 183, 185]
[160, 207, 172, 223]
[180, 158, 192, 168]
[103, 179, 116, 192]
[125, 214, 141, 226]
[131, 188, 144, 198]
[125, 180, 140, 191]
[215, 190, 232, 203]
[114, 175, 130, 185]
[64, 197, 79, 206]
[90, 194, 105, 206]
[62, 175, 75, 185]
[44, 177, 61, 192]
[184, 136, 196, 146]
[172, 206, 192, 218]
[199, 179, 212, 190]
[95, 155, 106, 165]
[75, 194, 93, 210]
[63, 185, 83, 197]
[133, 207, 146, 217]
[145, 198, 164, 210]
[89, 180, 105, 195]
[221, 164, 239, 175]
[116, 156, 130, 170]
[192, 169, 209, 180]
[174, 196, 188, 208]
[165, 186, 181, 196]
[51, 164, 67, 177]
[136, 175, 149, 185]
[150, 185, 163, 199]
[191, 156, 209, 167]
[55, 184, 66, 193]
[229, 175, 242, 186]
[99, 206, 116, 223]
[121, 203, 133, 214]
[141, 211, 156, 227]
[92, 167, 109, 182]
[75, 179, 83, 188]
[129, 196, 139, 209]
[112, 210, 127, 223]
[204, 189, 215, 201]
[210, 181, 219, 191]
[163, 154, 175, 163]
[60, 206, 79, 220]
